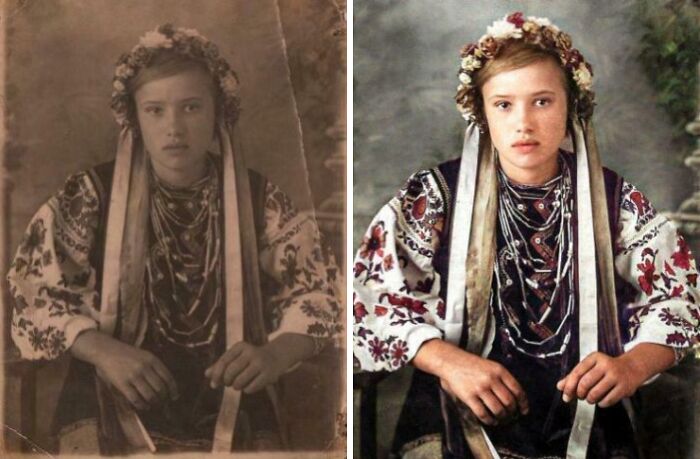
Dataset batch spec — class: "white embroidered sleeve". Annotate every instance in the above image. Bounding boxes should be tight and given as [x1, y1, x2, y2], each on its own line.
[614, 181, 700, 362]
[353, 170, 448, 372]
[258, 181, 342, 348]
[7, 172, 101, 360]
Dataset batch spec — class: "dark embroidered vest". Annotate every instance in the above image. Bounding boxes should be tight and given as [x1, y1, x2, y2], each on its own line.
[392, 153, 640, 458]
[432, 151, 634, 351]
[53, 160, 272, 451]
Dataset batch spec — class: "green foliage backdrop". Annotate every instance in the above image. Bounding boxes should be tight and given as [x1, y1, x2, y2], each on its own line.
[637, 0, 700, 153]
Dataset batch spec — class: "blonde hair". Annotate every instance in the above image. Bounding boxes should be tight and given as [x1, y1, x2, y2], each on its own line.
[473, 40, 574, 130]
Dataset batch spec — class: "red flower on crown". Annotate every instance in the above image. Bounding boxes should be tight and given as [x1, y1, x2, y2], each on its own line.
[506, 12, 525, 28]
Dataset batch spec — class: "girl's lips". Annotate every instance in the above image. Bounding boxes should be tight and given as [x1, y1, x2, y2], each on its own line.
[512, 142, 539, 153]
[163, 145, 189, 154]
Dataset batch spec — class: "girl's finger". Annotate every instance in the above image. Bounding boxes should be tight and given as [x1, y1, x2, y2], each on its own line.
[232, 363, 262, 391]
[466, 396, 496, 426]
[222, 354, 252, 386]
[575, 366, 605, 400]
[586, 376, 616, 405]
[561, 354, 598, 402]
[480, 390, 508, 421]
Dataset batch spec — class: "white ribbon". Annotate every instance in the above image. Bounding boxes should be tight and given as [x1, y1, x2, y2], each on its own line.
[212, 124, 246, 452]
[444, 122, 481, 344]
[99, 127, 155, 453]
[567, 118, 599, 458]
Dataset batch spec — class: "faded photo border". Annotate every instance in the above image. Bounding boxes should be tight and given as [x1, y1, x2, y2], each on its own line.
[0, 0, 347, 457]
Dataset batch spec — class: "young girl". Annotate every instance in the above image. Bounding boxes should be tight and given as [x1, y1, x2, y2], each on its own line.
[8, 24, 340, 454]
[353, 12, 700, 458]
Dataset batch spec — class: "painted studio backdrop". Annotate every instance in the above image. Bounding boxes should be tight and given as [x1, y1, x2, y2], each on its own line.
[1, 0, 346, 454]
[353, 0, 699, 458]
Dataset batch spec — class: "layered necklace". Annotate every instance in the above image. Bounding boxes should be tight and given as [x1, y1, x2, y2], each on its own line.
[493, 156, 575, 360]
[145, 158, 223, 349]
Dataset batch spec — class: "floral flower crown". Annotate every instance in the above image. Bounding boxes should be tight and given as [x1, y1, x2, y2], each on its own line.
[110, 24, 240, 129]
[455, 12, 595, 124]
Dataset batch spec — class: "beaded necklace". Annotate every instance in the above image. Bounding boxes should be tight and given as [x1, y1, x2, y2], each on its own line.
[493, 156, 575, 359]
[145, 157, 223, 348]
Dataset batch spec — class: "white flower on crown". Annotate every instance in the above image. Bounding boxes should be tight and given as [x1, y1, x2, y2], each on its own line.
[461, 55, 482, 72]
[459, 72, 472, 86]
[528, 16, 550, 27]
[139, 30, 173, 49]
[486, 19, 522, 40]
[220, 74, 238, 94]
[115, 63, 134, 79]
[113, 80, 126, 92]
[179, 28, 204, 39]
[528, 16, 560, 32]
[573, 64, 592, 91]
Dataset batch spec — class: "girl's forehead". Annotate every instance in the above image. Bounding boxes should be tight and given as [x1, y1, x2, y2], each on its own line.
[134, 69, 215, 101]
[483, 60, 566, 96]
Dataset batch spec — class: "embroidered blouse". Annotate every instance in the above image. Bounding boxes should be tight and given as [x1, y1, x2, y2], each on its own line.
[8, 165, 342, 361]
[353, 162, 700, 372]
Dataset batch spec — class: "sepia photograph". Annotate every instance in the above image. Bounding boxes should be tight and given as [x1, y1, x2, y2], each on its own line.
[353, 1, 700, 458]
[1, 0, 346, 456]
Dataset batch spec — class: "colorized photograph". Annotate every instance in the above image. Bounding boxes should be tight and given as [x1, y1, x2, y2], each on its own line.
[353, 1, 700, 458]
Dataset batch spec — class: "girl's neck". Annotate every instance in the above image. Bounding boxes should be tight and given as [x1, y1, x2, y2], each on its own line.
[499, 156, 561, 187]
[151, 159, 209, 189]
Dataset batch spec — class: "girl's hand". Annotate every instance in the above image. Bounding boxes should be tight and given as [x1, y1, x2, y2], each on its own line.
[414, 339, 529, 426]
[205, 341, 286, 393]
[557, 344, 675, 408]
[205, 333, 317, 394]
[71, 330, 179, 411]
[556, 352, 642, 408]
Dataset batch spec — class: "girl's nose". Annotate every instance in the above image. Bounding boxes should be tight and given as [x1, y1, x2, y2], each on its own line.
[165, 109, 185, 138]
[515, 104, 534, 134]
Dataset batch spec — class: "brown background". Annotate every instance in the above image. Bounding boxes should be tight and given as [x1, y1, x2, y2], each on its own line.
[1, 0, 346, 454]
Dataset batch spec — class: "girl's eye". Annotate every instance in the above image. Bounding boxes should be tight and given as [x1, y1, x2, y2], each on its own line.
[144, 106, 163, 115]
[495, 101, 511, 110]
[535, 98, 552, 107]
[184, 103, 201, 113]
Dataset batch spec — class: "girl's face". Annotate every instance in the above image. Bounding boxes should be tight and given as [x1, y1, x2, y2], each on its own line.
[481, 58, 568, 185]
[134, 68, 216, 186]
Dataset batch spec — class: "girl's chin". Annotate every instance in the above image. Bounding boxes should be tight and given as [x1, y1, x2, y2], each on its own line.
[502, 156, 553, 170]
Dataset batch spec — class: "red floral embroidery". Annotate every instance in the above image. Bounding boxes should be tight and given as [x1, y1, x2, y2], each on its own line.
[374, 305, 388, 317]
[687, 273, 698, 287]
[379, 293, 428, 315]
[390, 340, 409, 367]
[666, 332, 688, 346]
[671, 285, 684, 298]
[359, 222, 386, 260]
[354, 300, 368, 323]
[689, 305, 700, 322]
[411, 196, 427, 220]
[664, 261, 676, 276]
[629, 190, 651, 216]
[637, 258, 659, 296]
[437, 300, 446, 320]
[368, 337, 388, 362]
[671, 237, 692, 270]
